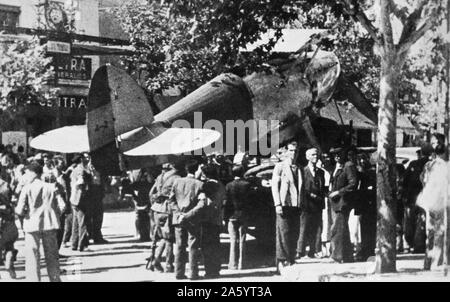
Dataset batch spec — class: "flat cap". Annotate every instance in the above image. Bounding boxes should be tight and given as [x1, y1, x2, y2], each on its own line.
[329, 147, 343, 154]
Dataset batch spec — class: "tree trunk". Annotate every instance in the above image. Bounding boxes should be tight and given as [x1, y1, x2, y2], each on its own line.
[375, 54, 400, 274]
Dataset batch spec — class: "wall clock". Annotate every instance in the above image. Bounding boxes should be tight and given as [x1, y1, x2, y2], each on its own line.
[45, 2, 67, 29]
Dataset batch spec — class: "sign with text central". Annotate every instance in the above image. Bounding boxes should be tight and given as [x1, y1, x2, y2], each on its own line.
[39, 95, 88, 110]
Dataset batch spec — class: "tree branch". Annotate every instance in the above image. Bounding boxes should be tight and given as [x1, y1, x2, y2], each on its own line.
[389, 2, 408, 25]
[398, 1, 441, 54]
[397, 0, 429, 47]
[340, 0, 382, 46]
[380, 0, 394, 49]
[398, 17, 434, 54]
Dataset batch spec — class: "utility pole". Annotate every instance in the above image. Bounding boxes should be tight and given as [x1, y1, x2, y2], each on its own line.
[446, 0, 450, 147]
[444, 0, 450, 277]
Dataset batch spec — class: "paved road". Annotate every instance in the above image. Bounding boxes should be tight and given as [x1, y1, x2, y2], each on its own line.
[2, 209, 448, 282]
[0, 209, 282, 282]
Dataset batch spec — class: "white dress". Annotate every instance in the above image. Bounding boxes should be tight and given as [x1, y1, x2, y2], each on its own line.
[321, 168, 332, 242]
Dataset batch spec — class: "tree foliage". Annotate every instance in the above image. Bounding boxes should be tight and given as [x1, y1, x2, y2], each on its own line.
[113, 0, 299, 93]
[290, 3, 381, 104]
[403, 29, 447, 128]
[113, 0, 446, 131]
[0, 38, 56, 112]
[293, 0, 445, 124]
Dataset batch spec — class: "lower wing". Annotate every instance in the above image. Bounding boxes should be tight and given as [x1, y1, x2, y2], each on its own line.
[123, 127, 221, 156]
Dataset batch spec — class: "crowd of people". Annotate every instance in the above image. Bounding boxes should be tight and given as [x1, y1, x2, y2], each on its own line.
[271, 142, 377, 271]
[0, 146, 107, 281]
[136, 158, 252, 279]
[272, 133, 450, 273]
[0, 132, 448, 281]
[124, 144, 379, 279]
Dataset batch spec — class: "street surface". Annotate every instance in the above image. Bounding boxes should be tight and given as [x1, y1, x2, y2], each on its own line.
[1, 209, 449, 282]
[0, 209, 281, 282]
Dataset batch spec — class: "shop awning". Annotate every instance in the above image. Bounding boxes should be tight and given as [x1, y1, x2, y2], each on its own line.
[320, 101, 377, 129]
[0, 34, 135, 56]
[71, 43, 135, 56]
[397, 114, 417, 135]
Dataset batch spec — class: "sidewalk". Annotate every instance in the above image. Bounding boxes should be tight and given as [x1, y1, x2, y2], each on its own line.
[280, 254, 450, 282]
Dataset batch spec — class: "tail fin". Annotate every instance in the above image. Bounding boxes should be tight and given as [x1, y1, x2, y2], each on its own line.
[87, 65, 154, 175]
[87, 64, 154, 150]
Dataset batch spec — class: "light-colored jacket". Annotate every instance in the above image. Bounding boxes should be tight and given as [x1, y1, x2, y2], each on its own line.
[16, 178, 66, 233]
[271, 161, 302, 208]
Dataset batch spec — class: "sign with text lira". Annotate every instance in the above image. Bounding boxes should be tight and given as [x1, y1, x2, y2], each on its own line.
[53, 56, 92, 86]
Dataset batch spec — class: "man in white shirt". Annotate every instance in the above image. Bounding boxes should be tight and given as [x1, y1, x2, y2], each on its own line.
[271, 141, 301, 272]
[16, 162, 65, 282]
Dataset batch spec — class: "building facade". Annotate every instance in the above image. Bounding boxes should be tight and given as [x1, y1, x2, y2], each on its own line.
[0, 0, 101, 151]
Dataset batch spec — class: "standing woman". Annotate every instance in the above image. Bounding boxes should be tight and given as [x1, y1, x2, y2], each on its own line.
[317, 158, 332, 258]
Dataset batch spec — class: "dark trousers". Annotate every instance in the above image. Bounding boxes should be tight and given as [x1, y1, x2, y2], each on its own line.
[174, 224, 201, 278]
[201, 223, 221, 276]
[135, 210, 150, 241]
[57, 209, 73, 248]
[87, 186, 104, 242]
[297, 211, 322, 255]
[331, 210, 353, 262]
[71, 205, 88, 250]
[62, 213, 73, 244]
[57, 212, 66, 249]
[359, 207, 377, 259]
[276, 207, 300, 264]
[404, 205, 426, 252]
[228, 220, 247, 269]
[0, 220, 18, 272]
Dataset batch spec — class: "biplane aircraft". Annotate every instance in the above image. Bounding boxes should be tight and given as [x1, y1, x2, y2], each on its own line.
[31, 48, 346, 246]
[30, 65, 254, 175]
[31, 48, 342, 177]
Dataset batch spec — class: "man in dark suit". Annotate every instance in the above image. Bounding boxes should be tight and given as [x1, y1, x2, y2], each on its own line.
[329, 148, 358, 263]
[183, 164, 226, 278]
[297, 148, 325, 258]
[70, 154, 92, 252]
[355, 153, 377, 261]
[224, 165, 251, 270]
[168, 160, 204, 280]
[85, 154, 107, 244]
